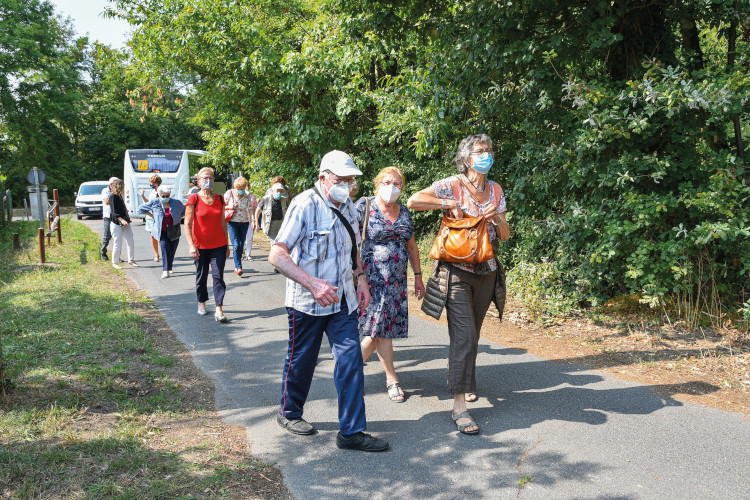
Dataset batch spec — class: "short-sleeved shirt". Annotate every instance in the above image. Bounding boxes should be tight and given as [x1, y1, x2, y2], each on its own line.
[274, 181, 360, 316]
[101, 187, 112, 218]
[186, 193, 228, 249]
[224, 189, 254, 223]
[431, 175, 506, 274]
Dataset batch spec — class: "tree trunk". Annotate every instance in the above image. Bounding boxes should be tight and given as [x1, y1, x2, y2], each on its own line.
[727, 2, 746, 166]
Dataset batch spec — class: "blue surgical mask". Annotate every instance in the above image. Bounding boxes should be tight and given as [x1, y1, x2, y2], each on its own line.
[273, 192, 282, 200]
[236, 189, 245, 196]
[470, 153, 493, 175]
[150, 184, 157, 190]
[160, 197, 170, 203]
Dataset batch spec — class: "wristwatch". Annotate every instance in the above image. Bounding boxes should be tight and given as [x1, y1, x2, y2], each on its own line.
[355, 272, 365, 282]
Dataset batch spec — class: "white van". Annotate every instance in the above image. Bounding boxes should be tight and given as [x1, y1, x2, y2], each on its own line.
[74, 181, 110, 219]
[123, 149, 206, 219]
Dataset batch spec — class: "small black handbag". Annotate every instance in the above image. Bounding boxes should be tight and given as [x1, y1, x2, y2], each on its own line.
[166, 224, 181, 240]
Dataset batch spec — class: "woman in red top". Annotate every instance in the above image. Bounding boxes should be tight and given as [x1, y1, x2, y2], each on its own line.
[185, 167, 231, 322]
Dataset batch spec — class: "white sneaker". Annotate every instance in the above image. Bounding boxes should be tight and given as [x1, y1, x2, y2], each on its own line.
[128, 260, 139, 267]
[112, 263, 124, 270]
[161, 271, 169, 279]
[168, 270, 174, 277]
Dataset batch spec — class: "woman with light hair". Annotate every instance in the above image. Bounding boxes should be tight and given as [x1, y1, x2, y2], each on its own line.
[185, 167, 231, 322]
[357, 166, 424, 402]
[138, 185, 185, 279]
[109, 178, 138, 269]
[224, 176, 255, 276]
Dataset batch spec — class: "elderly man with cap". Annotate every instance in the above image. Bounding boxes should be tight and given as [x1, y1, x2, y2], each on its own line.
[268, 150, 389, 452]
[255, 181, 289, 242]
[100, 176, 118, 261]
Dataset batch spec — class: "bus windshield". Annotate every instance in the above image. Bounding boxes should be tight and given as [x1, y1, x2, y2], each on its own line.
[127, 151, 183, 173]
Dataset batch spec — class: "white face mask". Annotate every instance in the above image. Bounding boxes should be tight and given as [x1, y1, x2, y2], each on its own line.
[327, 181, 350, 203]
[378, 184, 401, 204]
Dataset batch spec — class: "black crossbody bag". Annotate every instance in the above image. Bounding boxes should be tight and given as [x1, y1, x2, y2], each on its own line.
[311, 186, 357, 271]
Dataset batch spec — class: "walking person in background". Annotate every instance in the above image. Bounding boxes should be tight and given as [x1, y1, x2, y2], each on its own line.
[357, 167, 424, 403]
[139, 174, 162, 262]
[407, 133, 510, 435]
[185, 167, 230, 323]
[187, 175, 200, 196]
[109, 178, 138, 270]
[256, 180, 289, 242]
[224, 176, 254, 276]
[268, 150, 388, 452]
[243, 189, 259, 261]
[100, 176, 118, 261]
[138, 185, 185, 279]
[270, 175, 292, 200]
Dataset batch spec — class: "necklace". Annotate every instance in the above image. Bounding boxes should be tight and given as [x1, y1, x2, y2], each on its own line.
[464, 174, 486, 193]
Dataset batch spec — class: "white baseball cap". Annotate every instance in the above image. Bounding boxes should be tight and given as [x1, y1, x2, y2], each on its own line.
[271, 183, 285, 191]
[319, 150, 362, 177]
[109, 177, 118, 183]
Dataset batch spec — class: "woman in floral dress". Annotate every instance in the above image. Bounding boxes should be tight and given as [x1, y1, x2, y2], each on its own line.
[357, 167, 425, 402]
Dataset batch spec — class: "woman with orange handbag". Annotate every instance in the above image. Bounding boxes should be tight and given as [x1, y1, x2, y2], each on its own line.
[407, 133, 510, 435]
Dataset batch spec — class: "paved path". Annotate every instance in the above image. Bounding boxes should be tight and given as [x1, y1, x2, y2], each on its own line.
[83, 218, 750, 499]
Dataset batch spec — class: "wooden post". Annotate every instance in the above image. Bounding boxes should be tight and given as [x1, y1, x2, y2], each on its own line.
[38, 227, 45, 264]
[53, 189, 61, 243]
[12, 233, 20, 250]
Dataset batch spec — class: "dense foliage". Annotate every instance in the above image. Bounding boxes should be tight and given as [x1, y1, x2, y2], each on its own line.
[5, 0, 749, 317]
[0, 0, 204, 203]
[110, 0, 749, 317]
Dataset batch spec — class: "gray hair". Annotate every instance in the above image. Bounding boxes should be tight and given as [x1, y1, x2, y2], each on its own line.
[157, 185, 171, 196]
[454, 134, 494, 174]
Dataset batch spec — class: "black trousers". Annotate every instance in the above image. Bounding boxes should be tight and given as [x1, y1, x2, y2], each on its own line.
[194, 246, 227, 305]
[444, 265, 497, 394]
[100, 217, 112, 255]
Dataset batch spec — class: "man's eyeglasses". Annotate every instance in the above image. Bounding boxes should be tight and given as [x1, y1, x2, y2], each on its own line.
[470, 149, 493, 155]
[325, 171, 354, 184]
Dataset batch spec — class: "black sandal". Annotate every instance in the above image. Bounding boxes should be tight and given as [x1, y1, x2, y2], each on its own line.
[452, 410, 480, 435]
[386, 382, 405, 402]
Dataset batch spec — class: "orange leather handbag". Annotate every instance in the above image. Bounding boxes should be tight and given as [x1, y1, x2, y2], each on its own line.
[429, 215, 494, 264]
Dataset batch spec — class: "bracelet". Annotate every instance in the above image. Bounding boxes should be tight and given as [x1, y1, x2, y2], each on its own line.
[441, 199, 446, 209]
[413, 271, 422, 276]
[355, 272, 365, 281]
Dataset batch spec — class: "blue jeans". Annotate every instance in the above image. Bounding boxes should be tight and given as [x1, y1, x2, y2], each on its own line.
[227, 221, 250, 270]
[279, 301, 366, 436]
[159, 232, 180, 271]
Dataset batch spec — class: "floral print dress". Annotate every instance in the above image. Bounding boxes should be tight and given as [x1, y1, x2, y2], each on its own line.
[356, 197, 414, 339]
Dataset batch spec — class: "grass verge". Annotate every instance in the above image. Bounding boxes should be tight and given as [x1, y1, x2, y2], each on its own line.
[0, 217, 290, 499]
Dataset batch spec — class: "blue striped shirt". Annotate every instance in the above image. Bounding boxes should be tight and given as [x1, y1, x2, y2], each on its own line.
[274, 181, 360, 316]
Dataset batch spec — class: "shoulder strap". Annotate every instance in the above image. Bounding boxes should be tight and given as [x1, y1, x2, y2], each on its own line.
[312, 186, 357, 270]
[358, 197, 370, 255]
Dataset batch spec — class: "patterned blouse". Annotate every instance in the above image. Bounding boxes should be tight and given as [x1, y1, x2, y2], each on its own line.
[431, 175, 506, 274]
[224, 189, 255, 223]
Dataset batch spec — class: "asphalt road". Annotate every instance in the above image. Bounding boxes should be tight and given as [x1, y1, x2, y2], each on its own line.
[82, 217, 750, 499]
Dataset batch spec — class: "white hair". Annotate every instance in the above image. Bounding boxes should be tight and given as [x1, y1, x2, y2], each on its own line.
[157, 185, 171, 196]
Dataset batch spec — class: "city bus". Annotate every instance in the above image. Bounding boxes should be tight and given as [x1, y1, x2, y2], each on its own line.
[122, 149, 206, 219]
